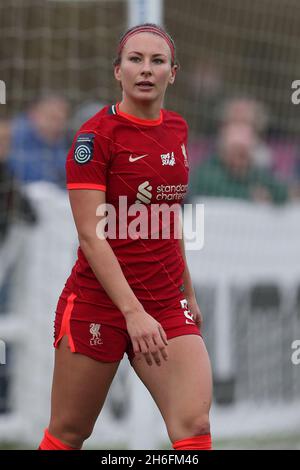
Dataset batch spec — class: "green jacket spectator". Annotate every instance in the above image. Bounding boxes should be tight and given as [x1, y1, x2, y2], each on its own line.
[190, 154, 288, 204]
[190, 124, 288, 204]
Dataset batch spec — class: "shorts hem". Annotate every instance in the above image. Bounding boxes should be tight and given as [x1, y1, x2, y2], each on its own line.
[127, 328, 202, 365]
[167, 327, 202, 341]
[53, 340, 124, 364]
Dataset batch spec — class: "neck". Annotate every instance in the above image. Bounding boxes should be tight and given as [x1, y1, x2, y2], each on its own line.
[118, 96, 163, 120]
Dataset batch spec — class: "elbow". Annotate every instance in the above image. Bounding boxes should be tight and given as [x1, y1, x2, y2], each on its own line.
[78, 231, 106, 252]
[78, 233, 97, 252]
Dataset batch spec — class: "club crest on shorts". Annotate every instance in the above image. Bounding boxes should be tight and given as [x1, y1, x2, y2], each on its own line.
[74, 133, 95, 164]
[89, 323, 103, 346]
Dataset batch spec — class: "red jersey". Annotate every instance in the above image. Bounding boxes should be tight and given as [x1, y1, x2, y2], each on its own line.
[65, 103, 190, 314]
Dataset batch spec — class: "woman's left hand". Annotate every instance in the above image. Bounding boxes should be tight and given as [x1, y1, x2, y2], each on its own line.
[187, 295, 203, 330]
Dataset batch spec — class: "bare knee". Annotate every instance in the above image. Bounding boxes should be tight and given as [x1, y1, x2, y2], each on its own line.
[189, 415, 211, 436]
[49, 418, 93, 448]
[168, 414, 211, 443]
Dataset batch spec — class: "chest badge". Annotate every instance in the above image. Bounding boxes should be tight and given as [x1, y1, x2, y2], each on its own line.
[161, 151, 176, 166]
[181, 143, 189, 168]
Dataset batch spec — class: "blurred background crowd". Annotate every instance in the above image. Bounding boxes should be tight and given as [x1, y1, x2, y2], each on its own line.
[2, 89, 300, 244]
[1, 0, 300, 246]
[1, 89, 300, 245]
[0, 0, 300, 225]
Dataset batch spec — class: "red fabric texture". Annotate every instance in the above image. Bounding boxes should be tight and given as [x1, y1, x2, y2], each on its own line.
[65, 104, 189, 310]
[38, 428, 79, 450]
[172, 433, 212, 450]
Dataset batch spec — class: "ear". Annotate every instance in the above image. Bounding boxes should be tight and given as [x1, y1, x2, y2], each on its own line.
[168, 64, 178, 85]
[114, 65, 122, 82]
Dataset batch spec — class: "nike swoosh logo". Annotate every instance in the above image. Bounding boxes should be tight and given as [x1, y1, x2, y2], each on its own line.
[129, 154, 149, 162]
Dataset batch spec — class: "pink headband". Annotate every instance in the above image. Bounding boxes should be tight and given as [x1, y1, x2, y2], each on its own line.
[118, 26, 175, 63]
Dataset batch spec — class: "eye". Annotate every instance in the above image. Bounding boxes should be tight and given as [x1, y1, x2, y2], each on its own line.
[153, 58, 164, 64]
[129, 56, 141, 62]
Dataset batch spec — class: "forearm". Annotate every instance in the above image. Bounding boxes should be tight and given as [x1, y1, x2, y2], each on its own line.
[80, 237, 143, 318]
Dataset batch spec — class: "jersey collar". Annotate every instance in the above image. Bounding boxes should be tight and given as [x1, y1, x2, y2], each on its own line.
[112, 102, 163, 126]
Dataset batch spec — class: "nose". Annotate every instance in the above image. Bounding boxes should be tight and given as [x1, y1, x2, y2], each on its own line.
[140, 58, 153, 76]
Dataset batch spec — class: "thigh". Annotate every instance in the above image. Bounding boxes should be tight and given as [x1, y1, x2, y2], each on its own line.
[51, 290, 130, 434]
[50, 336, 120, 434]
[132, 335, 213, 425]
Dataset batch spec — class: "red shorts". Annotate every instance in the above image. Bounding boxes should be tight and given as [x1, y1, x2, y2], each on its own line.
[54, 286, 202, 365]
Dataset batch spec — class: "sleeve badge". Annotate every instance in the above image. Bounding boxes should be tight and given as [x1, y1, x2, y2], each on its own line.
[74, 133, 95, 164]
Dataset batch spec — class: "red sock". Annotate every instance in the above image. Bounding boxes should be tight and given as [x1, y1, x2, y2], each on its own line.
[38, 428, 80, 450]
[172, 433, 212, 450]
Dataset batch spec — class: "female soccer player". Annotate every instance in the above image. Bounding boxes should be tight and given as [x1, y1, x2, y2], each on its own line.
[38, 23, 213, 451]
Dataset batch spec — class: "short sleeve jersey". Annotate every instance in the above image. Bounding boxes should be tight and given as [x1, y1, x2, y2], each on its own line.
[65, 103, 190, 310]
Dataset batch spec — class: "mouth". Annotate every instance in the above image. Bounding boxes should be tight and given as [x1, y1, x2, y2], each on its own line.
[136, 81, 155, 89]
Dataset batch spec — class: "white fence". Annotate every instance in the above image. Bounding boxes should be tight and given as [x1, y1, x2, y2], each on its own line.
[0, 184, 300, 448]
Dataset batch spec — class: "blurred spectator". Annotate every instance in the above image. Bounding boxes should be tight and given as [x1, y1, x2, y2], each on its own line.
[0, 118, 37, 244]
[70, 100, 105, 134]
[220, 97, 268, 134]
[8, 94, 70, 187]
[188, 60, 224, 136]
[219, 97, 272, 170]
[189, 124, 289, 204]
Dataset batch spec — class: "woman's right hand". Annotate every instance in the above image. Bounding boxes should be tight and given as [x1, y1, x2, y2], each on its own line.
[125, 309, 169, 367]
